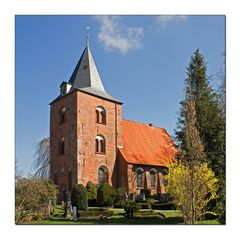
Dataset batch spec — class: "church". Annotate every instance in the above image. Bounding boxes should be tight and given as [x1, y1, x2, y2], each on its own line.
[49, 36, 177, 197]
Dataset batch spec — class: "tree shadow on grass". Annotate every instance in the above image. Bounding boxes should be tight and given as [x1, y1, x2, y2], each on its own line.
[75, 216, 184, 225]
[45, 214, 183, 225]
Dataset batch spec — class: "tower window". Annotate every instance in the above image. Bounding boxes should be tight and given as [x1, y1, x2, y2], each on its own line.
[59, 107, 66, 124]
[59, 137, 65, 155]
[96, 106, 106, 124]
[95, 135, 106, 154]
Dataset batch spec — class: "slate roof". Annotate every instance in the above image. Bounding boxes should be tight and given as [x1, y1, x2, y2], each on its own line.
[120, 119, 177, 166]
[68, 46, 121, 103]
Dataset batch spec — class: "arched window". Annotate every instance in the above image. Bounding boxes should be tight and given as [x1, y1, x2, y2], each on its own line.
[95, 135, 106, 154]
[98, 166, 108, 184]
[59, 107, 66, 124]
[59, 137, 65, 155]
[95, 138, 99, 153]
[162, 168, 168, 176]
[100, 139, 105, 153]
[96, 106, 106, 124]
[96, 109, 100, 123]
[136, 168, 144, 188]
[150, 168, 157, 188]
[162, 168, 168, 186]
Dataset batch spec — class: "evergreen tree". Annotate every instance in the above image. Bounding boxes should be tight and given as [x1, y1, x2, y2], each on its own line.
[86, 181, 97, 206]
[86, 181, 97, 200]
[175, 49, 225, 223]
[180, 99, 206, 165]
[74, 184, 88, 211]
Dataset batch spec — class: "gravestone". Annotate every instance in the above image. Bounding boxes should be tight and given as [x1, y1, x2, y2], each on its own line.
[72, 206, 77, 222]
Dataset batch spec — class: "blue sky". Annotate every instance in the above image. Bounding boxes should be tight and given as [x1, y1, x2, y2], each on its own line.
[15, 15, 225, 175]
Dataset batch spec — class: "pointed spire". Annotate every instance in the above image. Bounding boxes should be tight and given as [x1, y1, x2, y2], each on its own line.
[67, 34, 121, 103]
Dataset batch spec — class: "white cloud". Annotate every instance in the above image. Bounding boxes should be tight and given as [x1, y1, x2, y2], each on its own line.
[156, 15, 188, 27]
[95, 16, 144, 54]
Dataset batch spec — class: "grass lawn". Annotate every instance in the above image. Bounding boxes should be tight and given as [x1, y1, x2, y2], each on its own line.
[26, 205, 220, 225]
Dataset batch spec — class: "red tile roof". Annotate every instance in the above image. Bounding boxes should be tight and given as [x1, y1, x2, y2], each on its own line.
[120, 119, 177, 166]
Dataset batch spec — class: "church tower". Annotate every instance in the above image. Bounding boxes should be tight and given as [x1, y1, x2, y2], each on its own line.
[49, 37, 123, 194]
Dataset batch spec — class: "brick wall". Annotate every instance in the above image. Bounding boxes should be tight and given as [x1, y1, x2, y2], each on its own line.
[50, 89, 122, 193]
[50, 88, 168, 197]
[76, 90, 122, 187]
[128, 164, 167, 195]
[50, 91, 78, 194]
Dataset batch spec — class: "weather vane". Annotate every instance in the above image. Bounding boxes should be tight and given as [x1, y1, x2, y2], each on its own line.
[86, 26, 90, 47]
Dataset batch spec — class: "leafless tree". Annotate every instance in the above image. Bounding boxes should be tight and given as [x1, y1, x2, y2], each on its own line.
[32, 137, 50, 179]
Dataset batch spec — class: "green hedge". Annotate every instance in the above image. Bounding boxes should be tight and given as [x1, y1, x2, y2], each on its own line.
[97, 183, 116, 207]
[88, 208, 109, 212]
[74, 184, 88, 211]
[78, 210, 114, 218]
[86, 181, 97, 201]
[123, 200, 141, 219]
[134, 210, 166, 218]
[114, 203, 123, 209]
[151, 203, 176, 210]
[137, 203, 151, 209]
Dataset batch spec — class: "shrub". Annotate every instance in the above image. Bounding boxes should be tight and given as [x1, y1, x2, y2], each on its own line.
[86, 181, 97, 206]
[86, 181, 97, 200]
[97, 183, 116, 207]
[134, 210, 166, 218]
[15, 178, 58, 224]
[30, 212, 46, 221]
[151, 203, 176, 210]
[114, 203, 123, 209]
[115, 187, 127, 203]
[123, 200, 141, 219]
[166, 162, 218, 224]
[74, 184, 88, 211]
[137, 203, 150, 209]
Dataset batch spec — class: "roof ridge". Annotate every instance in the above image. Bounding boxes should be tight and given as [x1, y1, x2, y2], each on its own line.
[122, 118, 164, 130]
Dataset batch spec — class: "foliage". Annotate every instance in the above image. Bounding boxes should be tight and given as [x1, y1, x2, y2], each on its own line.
[134, 210, 165, 218]
[151, 203, 176, 210]
[32, 137, 50, 179]
[74, 184, 88, 211]
[27, 205, 219, 225]
[86, 181, 97, 200]
[114, 203, 123, 208]
[97, 183, 116, 207]
[15, 178, 58, 224]
[114, 187, 127, 203]
[166, 162, 218, 224]
[123, 200, 141, 219]
[175, 49, 225, 223]
[137, 203, 150, 209]
[180, 100, 206, 164]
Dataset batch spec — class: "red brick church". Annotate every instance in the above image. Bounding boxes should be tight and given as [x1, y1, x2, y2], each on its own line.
[49, 38, 177, 197]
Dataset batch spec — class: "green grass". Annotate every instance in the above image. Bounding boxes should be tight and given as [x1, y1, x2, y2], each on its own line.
[27, 205, 220, 225]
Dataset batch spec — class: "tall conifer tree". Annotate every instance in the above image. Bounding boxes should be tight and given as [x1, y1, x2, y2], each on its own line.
[175, 49, 225, 223]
